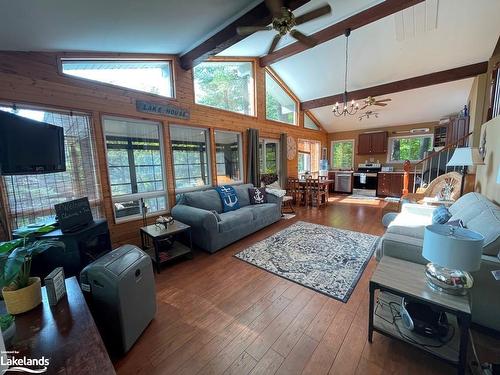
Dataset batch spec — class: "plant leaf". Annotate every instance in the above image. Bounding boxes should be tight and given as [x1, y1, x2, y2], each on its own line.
[0, 239, 23, 254]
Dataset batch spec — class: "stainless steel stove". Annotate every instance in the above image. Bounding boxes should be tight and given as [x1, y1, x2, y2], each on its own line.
[353, 163, 381, 197]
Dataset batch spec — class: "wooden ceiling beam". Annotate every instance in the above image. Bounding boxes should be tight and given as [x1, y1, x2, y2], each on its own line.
[179, 0, 310, 70]
[301, 62, 489, 110]
[259, 0, 424, 67]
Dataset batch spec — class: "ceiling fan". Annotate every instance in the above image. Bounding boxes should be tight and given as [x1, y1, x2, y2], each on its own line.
[359, 96, 392, 110]
[236, 0, 332, 55]
[358, 110, 379, 121]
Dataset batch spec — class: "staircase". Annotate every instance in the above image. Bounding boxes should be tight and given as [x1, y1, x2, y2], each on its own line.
[403, 132, 473, 195]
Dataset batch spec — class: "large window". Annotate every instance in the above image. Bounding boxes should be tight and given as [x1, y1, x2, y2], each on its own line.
[298, 139, 321, 174]
[331, 140, 354, 169]
[259, 139, 280, 175]
[0, 106, 101, 228]
[61, 59, 174, 97]
[193, 61, 255, 116]
[103, 116, 167, 221]
[304, 113, 320, 130]
[214, 131, 243, 184]
[388, 135, 433, 163]
[265, 71, 297, 125]
[170, 126, 211, 191]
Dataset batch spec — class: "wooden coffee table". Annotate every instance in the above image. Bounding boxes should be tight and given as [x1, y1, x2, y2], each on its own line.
[368, 256, 471, 375]
[140, 220, 193, 273]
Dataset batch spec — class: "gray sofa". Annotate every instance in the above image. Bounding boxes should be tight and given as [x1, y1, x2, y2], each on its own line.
[171, 184, 282, 253]
[377, 192, 500, 332]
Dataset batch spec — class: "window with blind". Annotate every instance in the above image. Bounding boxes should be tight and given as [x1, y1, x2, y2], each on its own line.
[170, 125, 211, 191]
[214, 131, 243, 185]
[298, 139, 321, 175]
[102, 116, 167, 222]
[0, 106, 101, 229]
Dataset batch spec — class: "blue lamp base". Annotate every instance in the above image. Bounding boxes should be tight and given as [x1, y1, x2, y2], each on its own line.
[425, 262, 474, 296]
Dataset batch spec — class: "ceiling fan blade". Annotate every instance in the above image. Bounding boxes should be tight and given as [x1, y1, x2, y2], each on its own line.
[236, 25, 272, 36]
[265, 0, 284, 17]
[376, 98, 392, 102]
[295, 4, 332, 25]
[374, 103, 387, 107]
[268, 34, 282, 54]
[289, 30, 317, 47]
[360, 104, 369, 110]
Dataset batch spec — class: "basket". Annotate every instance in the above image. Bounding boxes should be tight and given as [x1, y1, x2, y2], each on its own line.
[2, 277, 42, 314]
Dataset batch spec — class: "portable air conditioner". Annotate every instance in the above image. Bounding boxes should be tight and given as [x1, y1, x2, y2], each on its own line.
[80, 245, 156, 354]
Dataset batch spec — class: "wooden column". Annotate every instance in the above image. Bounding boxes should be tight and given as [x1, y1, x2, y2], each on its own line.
[402, 159, 411, 197]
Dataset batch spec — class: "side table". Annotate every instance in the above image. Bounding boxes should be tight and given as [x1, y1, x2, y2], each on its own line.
[369, 256, 471, 375]
[140, 221, 193, 273]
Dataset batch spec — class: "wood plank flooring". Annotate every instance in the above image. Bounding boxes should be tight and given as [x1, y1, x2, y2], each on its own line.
[114, 196, 499, 375]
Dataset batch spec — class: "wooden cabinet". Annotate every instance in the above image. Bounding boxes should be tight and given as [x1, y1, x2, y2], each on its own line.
[447, 116, 469, 146]
[358, 132, 387, 154]
[377, 173, 414, 197]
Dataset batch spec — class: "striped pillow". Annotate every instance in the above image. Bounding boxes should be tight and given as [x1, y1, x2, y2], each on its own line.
[432, 205, 452, 224]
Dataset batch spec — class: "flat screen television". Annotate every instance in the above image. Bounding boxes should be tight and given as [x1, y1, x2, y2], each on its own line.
[0, 110, 66, 175]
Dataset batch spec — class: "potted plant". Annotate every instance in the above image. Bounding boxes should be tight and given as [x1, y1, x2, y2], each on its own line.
[0, 314, 15, 348]
[0, 226, 64, 315]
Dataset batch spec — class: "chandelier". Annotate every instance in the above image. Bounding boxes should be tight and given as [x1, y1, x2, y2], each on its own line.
[333, 28, 360, 117]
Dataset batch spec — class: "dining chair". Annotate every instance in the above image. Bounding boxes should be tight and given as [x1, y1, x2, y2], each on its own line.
[308, 178, 327, 208]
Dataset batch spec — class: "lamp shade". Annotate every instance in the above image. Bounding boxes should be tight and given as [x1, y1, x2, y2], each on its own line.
[447, 147, 485, 167]
[422, 225, 484, 271]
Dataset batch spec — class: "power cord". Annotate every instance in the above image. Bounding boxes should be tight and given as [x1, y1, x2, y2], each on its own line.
[375, 295, 455, 349]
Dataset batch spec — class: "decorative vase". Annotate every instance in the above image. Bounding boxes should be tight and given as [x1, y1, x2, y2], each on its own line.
[1, 321, 15, 348]
[2, 277, 42, 315]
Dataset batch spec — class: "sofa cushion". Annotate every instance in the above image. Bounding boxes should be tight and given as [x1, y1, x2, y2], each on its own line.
[246, 203, 278, 220]
[386, 211, 432, 239]
[467, 208, 500, 256]
[183, 189, 223, 213]
[432, 205, 452, 224]
[233, 184, 253, 207]
[449, 192, 498, 225]
[218, 209, 254, 232]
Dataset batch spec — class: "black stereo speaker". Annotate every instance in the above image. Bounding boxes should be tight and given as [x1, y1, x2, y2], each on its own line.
[400, 297, 449, 338]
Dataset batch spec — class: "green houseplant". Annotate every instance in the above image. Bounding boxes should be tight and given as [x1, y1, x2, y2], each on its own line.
[0, 314, 15, 347]
[0, 225, 64, 314]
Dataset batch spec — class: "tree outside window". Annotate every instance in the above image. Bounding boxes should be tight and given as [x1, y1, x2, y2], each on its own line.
[265, 72, 297, 125]
[193, 61, 254, 116]
[389, 135, 433, 162]
[331, 140, 354, 169]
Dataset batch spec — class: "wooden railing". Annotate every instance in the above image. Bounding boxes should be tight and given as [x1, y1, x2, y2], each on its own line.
[402, 131, 473, 196]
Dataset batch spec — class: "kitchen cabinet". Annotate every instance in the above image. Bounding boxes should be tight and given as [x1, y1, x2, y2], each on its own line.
[358, 132, 387, 154]
[378, 173, 414, 197]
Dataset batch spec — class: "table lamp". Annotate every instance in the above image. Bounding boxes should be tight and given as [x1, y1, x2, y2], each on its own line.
[422, 225, 484, 295]
[446, 147, 484, 196]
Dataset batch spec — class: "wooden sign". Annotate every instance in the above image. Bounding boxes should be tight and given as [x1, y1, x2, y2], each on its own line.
[136, 100, 190, 120]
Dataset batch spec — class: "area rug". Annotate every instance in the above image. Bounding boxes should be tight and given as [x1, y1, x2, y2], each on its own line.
[234, 221, 379, 302]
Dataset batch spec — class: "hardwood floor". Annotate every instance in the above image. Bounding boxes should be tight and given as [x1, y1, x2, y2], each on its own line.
[114, 196, 499, 375]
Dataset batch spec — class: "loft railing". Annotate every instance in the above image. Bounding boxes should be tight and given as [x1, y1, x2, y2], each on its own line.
[402, 131, 473, 196]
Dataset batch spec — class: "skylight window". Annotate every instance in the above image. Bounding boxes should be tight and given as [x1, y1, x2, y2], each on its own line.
[61, 60, 174, 97]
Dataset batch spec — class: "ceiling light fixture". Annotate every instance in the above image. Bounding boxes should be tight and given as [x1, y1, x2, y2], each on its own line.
[333, 28, 360, 117]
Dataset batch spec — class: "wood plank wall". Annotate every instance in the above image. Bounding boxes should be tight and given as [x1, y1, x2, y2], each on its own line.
[0, 52, 327, 247]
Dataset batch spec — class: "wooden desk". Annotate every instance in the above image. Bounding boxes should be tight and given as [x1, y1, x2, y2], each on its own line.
[9, 277, 115, 375]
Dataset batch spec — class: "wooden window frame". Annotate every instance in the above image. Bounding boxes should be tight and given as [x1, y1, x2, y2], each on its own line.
[331, 139, 355, 170]
[264, 67, 299, 126]
[57, 53, 176, 100]
[191, 57, 258, 118]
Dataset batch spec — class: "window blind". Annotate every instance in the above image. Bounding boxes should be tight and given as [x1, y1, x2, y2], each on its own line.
[0, 106, 102, 230]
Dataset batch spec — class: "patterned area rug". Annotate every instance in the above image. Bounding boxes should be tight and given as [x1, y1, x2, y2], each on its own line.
[235, 221, 379, 302]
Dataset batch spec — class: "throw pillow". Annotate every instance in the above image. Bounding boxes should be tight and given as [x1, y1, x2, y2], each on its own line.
[215, 185, 240, 212]
[446, 219, 465, 228]
[432, 205, 452, 224]
[248, 187, 267, 205]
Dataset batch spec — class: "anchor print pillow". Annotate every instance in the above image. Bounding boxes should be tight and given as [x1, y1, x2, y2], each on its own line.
[215, 185, 240, 212]
[248, 187, 267, 205]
